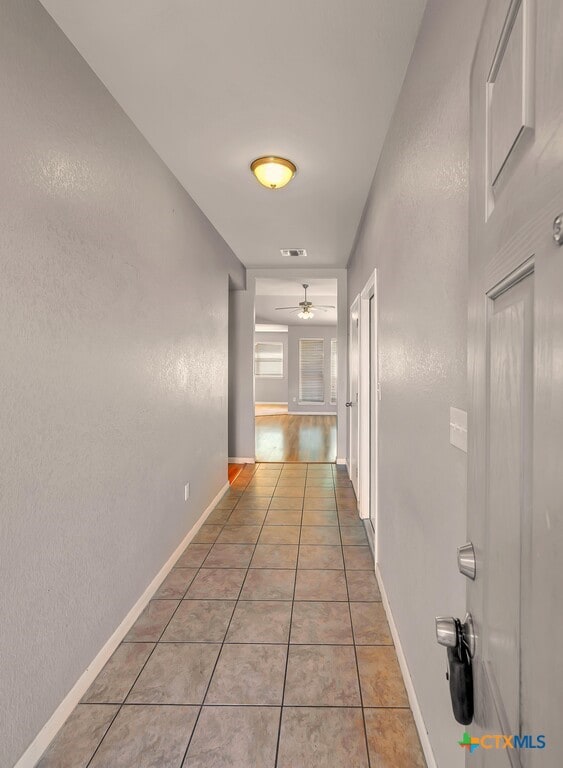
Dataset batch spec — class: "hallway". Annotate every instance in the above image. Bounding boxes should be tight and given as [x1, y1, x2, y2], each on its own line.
[39, 463, 425, 767]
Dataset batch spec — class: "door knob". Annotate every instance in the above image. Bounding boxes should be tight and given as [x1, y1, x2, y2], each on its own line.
[435, 613, 475, 659]
[345, 401, 353, 407]
[436, 616, 458, 648]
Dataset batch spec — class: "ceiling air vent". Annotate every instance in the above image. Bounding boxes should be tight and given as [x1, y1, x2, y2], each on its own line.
[281, 248, 307, 258]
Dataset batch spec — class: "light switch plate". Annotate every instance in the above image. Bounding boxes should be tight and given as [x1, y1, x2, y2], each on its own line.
[450, 407, 468, 453]
[184, 482, 190, 501]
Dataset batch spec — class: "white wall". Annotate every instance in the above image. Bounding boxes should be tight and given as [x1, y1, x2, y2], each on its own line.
[228, 283, 256, 460]
[287, 326, 337, 414]
[0, 2, 244, 766]
[254, 331, 288, 403]
[347, 1, 486, 765]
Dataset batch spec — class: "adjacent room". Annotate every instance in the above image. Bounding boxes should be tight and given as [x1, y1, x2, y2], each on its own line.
[254, 278, 338, 463]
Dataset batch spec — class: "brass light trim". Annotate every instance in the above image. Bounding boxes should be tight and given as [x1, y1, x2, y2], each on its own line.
[250, 156, 297, 189]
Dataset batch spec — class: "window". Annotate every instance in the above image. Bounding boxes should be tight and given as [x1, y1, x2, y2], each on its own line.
[254, 341, 283, 378]
[299, 338, 324, 403]
[330, 338, 337, 405]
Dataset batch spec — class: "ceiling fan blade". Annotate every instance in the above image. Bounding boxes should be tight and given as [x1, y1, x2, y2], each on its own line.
[314, 305, 336, 309]
[274, 306, 300, 310]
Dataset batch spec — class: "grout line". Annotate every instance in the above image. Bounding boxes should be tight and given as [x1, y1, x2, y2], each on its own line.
[80, 702, 408, 709]
[84, 702, 403, 709]
[339, 490, 373, 768]
[177, 593, 241, 765]
[178, 461, 265, 766]
[273, 463, 304, 768]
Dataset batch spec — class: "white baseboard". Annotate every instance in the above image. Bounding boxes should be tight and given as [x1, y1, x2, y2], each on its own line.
[375, 565, 437, 768]
[363, 519, 375, 557]
[336, 457, 346, 465]
[14, 481, 230, 768]
[228, 457, 255, 464]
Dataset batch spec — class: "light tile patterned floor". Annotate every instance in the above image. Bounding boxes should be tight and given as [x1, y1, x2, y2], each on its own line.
[38, 463, 426, 768]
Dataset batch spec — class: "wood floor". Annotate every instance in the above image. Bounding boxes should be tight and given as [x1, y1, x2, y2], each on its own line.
[228, 463, 245, 484]
[255, 403, 289, 416]
[255, 413, 337, 463]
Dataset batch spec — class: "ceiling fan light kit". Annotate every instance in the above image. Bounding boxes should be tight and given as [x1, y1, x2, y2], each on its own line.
[274, 283, 336, 321]
[250, 156, 296, 189]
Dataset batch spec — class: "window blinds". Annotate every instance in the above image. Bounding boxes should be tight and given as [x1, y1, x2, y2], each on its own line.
[254, 341, 283, 378]
[330, 339, 337, 405]
[299, 338, 324, 403]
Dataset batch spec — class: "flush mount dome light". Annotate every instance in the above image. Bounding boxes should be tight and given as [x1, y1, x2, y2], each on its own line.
[250, 156, 296, 189]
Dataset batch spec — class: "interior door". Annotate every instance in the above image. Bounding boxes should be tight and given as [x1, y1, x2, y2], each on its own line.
[369, 292, 378, 538]
[467, 1, 563, 765]
[348, 296, 360, 496]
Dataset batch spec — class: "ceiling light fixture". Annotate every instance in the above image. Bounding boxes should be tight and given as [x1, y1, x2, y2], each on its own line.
[274, 284, 335, 321]
[250, 156, 296, 189]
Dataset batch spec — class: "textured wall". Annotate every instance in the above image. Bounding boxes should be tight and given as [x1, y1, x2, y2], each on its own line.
[0, 2, 243, 765]
[228, 285, 255, 460]
[288, 326, 338, 414]
[347, 1, 486, 765]
[254, 331, 289, 403]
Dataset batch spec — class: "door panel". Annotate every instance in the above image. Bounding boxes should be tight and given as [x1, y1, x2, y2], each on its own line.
[469, 0, 563, 765]
[485, 275, 533, 751]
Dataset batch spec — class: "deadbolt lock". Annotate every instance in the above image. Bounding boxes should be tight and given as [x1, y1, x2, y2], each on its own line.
[457, 542, 476, 580]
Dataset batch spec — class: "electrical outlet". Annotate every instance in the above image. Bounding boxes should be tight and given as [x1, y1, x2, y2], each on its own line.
[184, 482, 190, 501]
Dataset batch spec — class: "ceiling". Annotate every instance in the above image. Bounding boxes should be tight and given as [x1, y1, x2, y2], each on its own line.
[255, 278, 337, 326]
[40, 0, 426, 268]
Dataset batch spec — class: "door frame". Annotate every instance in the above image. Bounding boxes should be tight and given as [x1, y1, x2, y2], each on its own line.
[358, 269, 379, 560]
[348, 294, 360, 496]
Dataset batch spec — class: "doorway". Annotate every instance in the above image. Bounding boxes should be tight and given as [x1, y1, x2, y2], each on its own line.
[253, 277, 338, 463]
[348, 296, 360, 495]
[357, 270, 379, 556]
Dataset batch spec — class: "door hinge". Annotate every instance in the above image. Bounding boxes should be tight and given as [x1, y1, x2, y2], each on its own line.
[553, 214, 563, 246]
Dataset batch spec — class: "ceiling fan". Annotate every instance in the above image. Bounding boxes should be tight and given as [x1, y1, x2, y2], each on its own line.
[274, 283, 335, 320]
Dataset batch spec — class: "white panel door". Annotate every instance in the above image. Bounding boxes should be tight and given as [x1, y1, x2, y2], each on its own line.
[369, 292, 378, 535]
[468, 1, 563, 765]
[348, 296, 360, 496]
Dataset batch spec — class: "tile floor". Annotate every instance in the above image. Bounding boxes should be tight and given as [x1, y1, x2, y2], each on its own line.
[38, 463, 426, 768]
